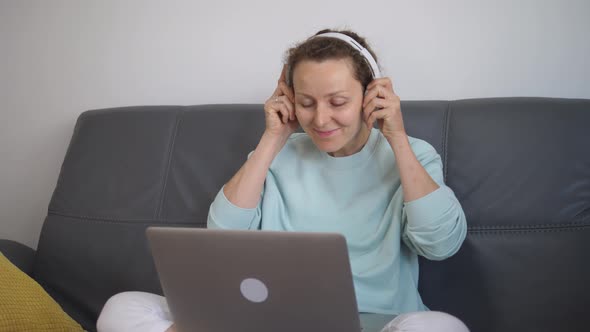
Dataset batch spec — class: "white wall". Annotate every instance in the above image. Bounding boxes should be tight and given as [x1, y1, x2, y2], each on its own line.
[1, 0, 589, 249]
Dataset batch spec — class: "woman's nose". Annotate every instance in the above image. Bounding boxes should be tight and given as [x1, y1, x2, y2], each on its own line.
[313, 105, 331, 128]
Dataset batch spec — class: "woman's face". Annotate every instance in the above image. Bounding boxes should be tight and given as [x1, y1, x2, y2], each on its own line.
[292, 58, 370, 157]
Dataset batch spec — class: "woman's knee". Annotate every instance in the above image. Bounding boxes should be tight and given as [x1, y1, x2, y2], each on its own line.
[382, 311, 469, 332]
[97, 291, 171, 332]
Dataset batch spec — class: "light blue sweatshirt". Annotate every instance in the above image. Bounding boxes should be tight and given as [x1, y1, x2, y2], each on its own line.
[207, 128, 467, 315]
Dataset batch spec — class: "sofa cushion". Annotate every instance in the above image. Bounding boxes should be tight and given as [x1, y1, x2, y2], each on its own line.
[417, 97, 590, 332]
[32, 100, 590, 332]
[159, 105, 266, 223]
[38, 106, 188, 331]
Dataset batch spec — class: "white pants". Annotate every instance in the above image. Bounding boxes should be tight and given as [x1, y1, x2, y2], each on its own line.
[97, 291, 469, 332]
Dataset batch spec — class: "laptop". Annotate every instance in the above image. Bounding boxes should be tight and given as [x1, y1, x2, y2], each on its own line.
[146, 227, 394, 332]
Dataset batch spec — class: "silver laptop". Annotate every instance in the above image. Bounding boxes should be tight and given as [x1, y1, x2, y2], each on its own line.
[146, 227, 394, 332]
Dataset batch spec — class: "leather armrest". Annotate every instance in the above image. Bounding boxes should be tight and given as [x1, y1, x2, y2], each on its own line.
[0, 239, 36, 276]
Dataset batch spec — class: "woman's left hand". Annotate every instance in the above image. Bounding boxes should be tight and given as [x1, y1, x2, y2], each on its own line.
[362, 77, 406, 140]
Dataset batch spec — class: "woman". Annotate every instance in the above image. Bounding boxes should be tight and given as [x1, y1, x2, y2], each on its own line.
[97, 29, 469, 332]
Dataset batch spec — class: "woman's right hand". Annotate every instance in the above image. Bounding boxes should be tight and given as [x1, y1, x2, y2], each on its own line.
[264, 65, 298, 140]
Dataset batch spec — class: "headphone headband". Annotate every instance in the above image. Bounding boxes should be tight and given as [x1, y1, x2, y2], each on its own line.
[310, 32, 382, 79]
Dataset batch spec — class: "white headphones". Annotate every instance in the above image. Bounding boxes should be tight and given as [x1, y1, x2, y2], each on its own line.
[310, 32, 382, 79]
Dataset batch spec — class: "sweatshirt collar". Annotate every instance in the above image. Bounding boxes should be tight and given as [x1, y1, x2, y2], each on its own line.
[320, 128, 381, 170]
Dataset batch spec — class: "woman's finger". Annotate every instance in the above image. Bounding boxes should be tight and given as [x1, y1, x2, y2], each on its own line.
[265, 94, 279, 109]
[366, 77, 393, 91]
[363, 97, 387, 122]
[276, 100, 291, 124]
[265, 65, 297, 127]
[270, 88, 280, 101]
[366, 107, 391, 129]
[267, 99, 285, 124]
[363, 84, 395, 108]
[278, 81, 295, 103]
[276, 96, 295, 120]
[278, 64, 288, 83]
[378, 85, 396, 102]
[277, 95, 295, 121]
[363, 86, 383, 108]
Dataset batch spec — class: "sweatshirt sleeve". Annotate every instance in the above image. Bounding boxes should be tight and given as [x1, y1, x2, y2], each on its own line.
[206, 185, 262, 230]
[206, 151, 263, 230]
[400, 140, 467, 261]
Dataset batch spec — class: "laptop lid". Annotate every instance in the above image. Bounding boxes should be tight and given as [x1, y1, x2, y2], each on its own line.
[146, 227, 362, 332]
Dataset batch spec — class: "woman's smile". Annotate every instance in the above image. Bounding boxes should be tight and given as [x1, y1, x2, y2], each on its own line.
[314, 128, 340, 138]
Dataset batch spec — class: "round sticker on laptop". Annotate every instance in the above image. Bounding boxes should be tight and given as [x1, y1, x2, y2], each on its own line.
[240, 278, 268, 303]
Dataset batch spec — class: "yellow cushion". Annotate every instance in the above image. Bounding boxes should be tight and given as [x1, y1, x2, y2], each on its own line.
[0, 252, 83, 331]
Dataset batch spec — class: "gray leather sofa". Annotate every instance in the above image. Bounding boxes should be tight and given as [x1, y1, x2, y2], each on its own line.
[1, 98, 589, 332]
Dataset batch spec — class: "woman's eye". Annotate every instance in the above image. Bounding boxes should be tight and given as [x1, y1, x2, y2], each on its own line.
[332, 101, 347, 107]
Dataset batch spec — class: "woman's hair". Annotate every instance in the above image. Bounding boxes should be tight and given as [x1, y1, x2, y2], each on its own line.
[284, 28, 379, 90]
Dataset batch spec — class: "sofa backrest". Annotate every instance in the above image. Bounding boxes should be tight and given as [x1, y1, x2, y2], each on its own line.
[412, 98, 590, 332]
[34, 99, 590, 332]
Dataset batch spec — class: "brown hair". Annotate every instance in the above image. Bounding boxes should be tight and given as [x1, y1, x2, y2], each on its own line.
[284, 29, 379, 90]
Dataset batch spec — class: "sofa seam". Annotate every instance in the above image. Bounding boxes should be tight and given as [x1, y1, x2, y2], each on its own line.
[154, 108, 184, 219]
[46, 210, 589, 230]
[442, 101, 451, 181]
[469, 221, 589, 230]
[47, 211, 203, 225]
[469, 225, 590, 235]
